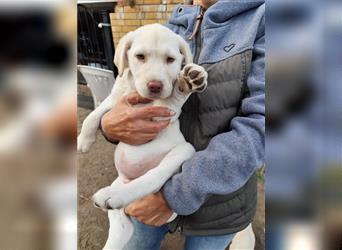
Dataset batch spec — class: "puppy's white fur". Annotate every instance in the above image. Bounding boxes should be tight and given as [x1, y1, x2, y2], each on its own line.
[78, 24, 207, 249]
[78, 24, 254, 250]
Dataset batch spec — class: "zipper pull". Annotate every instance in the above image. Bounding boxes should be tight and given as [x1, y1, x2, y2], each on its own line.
[188, 7, 204, 40]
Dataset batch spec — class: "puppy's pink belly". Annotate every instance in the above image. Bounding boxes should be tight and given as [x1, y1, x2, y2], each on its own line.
[116, 153, 165, 179]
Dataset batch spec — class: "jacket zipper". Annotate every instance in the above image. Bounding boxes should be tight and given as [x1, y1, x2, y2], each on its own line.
[177, 9, 204, 234]
[193, 7, 203, 64]
[190, 7, 203, 143]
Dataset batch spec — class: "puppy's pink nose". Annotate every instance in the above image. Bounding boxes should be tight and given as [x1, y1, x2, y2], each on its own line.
[147, 81, 163, 93]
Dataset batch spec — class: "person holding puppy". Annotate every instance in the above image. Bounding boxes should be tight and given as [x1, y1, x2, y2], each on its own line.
[101, 0, 265, 249]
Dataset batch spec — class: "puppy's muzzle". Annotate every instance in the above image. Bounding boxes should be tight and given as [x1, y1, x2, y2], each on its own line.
[147, 80, 163, 94]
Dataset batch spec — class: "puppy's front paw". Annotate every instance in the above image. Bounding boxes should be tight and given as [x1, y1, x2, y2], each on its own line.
[92, 186, 126, 210]
[180, 63, 208, 93]
[77, 134, 96, 153]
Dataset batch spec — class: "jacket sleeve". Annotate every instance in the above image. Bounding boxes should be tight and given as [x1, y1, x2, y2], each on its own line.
[162, 34, 265, 215]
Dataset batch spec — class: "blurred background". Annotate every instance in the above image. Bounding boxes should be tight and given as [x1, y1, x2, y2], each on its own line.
[266, 0, 342, 249]
[0, 0, 341, 249]
[0, 0, 76, 250]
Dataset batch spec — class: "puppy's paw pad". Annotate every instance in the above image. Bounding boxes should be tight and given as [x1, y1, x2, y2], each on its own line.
[182, 64, 208, 93]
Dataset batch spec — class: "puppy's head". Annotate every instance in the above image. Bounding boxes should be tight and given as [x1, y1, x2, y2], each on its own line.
[114, 24, 192, 99]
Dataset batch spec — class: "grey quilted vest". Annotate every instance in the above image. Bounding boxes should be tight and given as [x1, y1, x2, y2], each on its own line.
[168, 7, 258, 235]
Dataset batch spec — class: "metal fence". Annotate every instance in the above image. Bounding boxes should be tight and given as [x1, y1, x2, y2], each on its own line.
[77, 4, 117, 84]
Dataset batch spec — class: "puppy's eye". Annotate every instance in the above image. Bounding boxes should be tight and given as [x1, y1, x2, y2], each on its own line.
[166, 57, 175, 63]
[136, 54, 145, 61]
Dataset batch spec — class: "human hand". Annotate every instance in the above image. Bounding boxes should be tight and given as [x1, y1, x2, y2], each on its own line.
[101, 92, 174, 145]
[124, 191, 173, 227]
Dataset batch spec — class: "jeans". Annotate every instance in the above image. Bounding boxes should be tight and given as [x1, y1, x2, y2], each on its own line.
[124, 218, 235, 250]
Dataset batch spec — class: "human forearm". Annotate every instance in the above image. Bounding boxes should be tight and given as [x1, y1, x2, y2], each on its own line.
[163, 115, 264, 215]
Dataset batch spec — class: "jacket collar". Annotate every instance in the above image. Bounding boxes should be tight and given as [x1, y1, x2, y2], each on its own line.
[169, 0, 265, 36]
[203, 0, 265, 30]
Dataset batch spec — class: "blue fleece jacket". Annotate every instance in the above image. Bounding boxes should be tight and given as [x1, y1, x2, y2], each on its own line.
[162, 0, 265, 215]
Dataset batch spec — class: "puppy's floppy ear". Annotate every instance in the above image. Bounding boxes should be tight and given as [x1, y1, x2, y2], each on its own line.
[114, 31, 135, 77]
[178, 35, 193, 64]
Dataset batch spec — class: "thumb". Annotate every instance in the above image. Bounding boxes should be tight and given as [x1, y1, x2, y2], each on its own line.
[124, 92, 152, 106]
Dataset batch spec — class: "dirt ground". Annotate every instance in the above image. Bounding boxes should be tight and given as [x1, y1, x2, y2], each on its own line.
[78, 107, 265, 250]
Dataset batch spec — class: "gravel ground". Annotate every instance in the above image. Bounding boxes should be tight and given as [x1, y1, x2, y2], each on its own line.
[78, 107, 264, 250]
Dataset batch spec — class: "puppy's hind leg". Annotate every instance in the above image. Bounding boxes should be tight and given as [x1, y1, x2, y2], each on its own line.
[229, 223, 255, 250]
[103, 209, 134, 250]
[93, 174, 133, 249]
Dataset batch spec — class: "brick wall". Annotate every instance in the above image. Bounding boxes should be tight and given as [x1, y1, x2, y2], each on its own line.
[110, 0, 185, 47]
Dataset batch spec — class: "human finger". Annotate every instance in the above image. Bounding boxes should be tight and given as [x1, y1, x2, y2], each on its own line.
[135, 106, 175, 119]
[125, 92, 152, 105]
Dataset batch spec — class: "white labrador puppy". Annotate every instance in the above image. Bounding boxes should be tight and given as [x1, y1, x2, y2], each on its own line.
[78, 24, 208, 249]
[78, 23, 255, 250]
